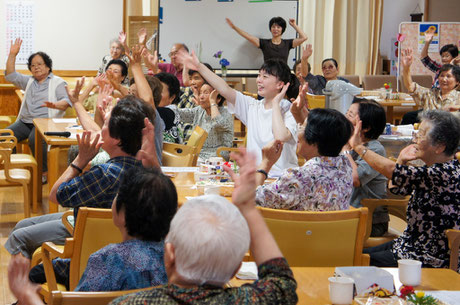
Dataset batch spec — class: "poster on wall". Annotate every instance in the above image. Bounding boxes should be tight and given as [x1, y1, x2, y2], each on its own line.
[5, 1, 35, 64]
[418, 23, 439, 53]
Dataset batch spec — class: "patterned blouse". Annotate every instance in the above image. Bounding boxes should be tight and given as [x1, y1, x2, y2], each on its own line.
[178, 87, 198, 109]
[109, 257, 297, 305]
[411, 83, 460, 112]
[76, 239, 167, 291]
[256, 155, 353, 211]
[177, 106, 234, 161]
[390, 160, 460, 269]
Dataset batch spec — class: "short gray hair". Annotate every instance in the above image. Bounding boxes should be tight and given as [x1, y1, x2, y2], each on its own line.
[165, 195, 250, 286]
[419, 110, 460, 156]
[110, 38, 125, 54]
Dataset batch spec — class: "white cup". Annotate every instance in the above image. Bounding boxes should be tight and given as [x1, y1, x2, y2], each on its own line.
[398, 259, 422, 286]
[204, 185, 220, 195]
[328, 276, 354, 305]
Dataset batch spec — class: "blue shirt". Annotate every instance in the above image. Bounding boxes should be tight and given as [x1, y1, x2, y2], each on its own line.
[56, 156, 142, 218]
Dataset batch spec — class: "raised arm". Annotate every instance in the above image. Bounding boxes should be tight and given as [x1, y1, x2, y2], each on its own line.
[226, 18, 260, 48]
[272, 83, 294, 142]
[127, 45, 155, 107]
[224, 149, 283, 265]
[118, 31, 129, 55]
[290, 83, 309, 124]
[289, 19, 307, 48]
[182, 64, 191, 87]
[66, 77, 102, 132]
[300, 44, 312, 78]
[401, 48, 416, 93]
[6, 38, 22, 75]
[420, 31, 434, 59]
[176, 50, 237, 105]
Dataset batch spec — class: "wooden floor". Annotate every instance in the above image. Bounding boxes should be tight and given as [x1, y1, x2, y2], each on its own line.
[0, 184, 49, 305]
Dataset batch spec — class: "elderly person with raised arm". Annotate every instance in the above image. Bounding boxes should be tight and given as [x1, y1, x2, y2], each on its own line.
[401, 48, 460, 125]
[9, 150, 298, 305]
[4, 38, 71, 173]
[255, 108, 354, 211]
[226, 16, 307, 64]
[97, 38, 130, 86]
[300, 44, 349, 95]
[350, 110, 460, 269]
[143, 43, 188, 86]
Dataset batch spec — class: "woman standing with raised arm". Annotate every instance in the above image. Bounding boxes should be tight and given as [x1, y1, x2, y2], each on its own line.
[226, 17, 307, 64]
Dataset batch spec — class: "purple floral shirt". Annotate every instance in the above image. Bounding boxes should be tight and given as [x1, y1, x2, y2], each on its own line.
[256, 155, 353, 211]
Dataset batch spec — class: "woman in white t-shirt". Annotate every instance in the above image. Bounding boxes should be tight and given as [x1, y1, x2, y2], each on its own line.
[177, 52, 299, 176]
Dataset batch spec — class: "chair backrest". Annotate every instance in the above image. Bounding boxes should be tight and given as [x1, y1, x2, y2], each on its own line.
[306, 94, 326, 109]
[398, 74, 433, 93]
[162, 142, 196, 167]
[362, 75, 397, 90]
[339, 75, 361, 87]
[185, 126, 208, 165]
[446, 229, 460, 272]
[69, 208, 122, 290]
[49, 287, 152, 305]
[360, 198, 409, 247]
[0, 135, 17, 177]
[258, 207, 369, 267]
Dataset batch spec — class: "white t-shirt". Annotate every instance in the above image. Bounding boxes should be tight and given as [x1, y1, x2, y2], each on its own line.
[228, 91, 298, 176]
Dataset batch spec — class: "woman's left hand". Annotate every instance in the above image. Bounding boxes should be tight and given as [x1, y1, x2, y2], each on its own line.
[261, 140, 284, 170]
[289, 18, 296, 27]
[397, 144, 417, 164]
[273, 82, 290, 105]
[349, 120, 364, 150]
[209, 90, 219, 105]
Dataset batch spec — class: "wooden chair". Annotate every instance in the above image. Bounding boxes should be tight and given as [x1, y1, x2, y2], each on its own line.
[362, 75, 397, 90]
[162, 142, 196, 167]
[216, 146, 241, 159]
[399, 74, 433, 93]
[446, 229, 460, 272]
[242, 91, 258, 99]
[185, 126, 208, 165]
[306, 93, 326, 109]
[258, 206, 369, 267]
[0, 135, 32, 217]
[0, 116, 13, 129]
[48, 287, 152, 305]
[361, 198, 408, 248]
[40, 208, 122, 302]
[0, 129, 39, 213]
[339, 75, 361, 87]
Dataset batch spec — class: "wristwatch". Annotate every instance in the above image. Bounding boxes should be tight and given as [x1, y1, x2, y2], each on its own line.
[342, 150, 352, 155]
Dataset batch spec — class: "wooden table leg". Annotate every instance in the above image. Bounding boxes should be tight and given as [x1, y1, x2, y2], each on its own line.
[35, 127, 43, 207]
[48, 146, 71, 213]
[386, 106, 394, 124]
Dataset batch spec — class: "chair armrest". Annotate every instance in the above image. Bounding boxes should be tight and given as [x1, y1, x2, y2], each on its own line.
[361, 253, 370, 266]
[41, 240, 75, 292]
[61, 210, 75, 235]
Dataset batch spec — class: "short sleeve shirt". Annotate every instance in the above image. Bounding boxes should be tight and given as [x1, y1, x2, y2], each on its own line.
[228, 91, 298, 177]
[259, 39, 294, 64]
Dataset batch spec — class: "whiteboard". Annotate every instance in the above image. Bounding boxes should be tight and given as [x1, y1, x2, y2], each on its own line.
[158, 0, 299, 70]
[0, 0, 123, 70]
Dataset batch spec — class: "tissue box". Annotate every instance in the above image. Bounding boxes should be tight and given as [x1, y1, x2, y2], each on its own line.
[335, 267, 395, 297]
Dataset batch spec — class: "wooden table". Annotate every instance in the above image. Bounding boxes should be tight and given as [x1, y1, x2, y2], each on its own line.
[34, 118, 78, 213]
[378, 99, 418, 124]
[230, 267, 460, 304]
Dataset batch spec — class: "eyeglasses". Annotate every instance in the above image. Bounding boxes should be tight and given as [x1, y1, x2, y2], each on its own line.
[168, 51, 178, 58]
[30, 62, 45, 68]
[411, 130, 427, 142]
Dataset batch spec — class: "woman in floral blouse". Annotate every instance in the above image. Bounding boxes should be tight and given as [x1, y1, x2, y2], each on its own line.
[177, 83, 233, 161]
[350, 110, 460, 270]
[255, 108, 354, 211]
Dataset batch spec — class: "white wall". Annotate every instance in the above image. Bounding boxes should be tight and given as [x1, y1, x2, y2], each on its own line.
[380, 0, 425, 59]
[1, 0, 123, 70]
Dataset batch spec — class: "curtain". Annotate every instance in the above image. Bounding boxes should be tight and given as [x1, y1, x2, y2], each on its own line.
[299, 0, 383, 76]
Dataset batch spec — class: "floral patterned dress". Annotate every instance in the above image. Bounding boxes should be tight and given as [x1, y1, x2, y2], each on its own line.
[390, 160, 460, 269]
[256, 155, 353, 211]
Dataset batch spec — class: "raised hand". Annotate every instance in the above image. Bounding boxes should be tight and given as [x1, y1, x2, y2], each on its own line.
[136, 117, 159, 168]
[142, 49, 158, 70]
[273, 82, 290, 104]
[225, 18, 235, 29]
[223, 149, 257, 211]
[401, 48, 414, 70]
[261, 140, 284, 169]
[9, 38, 23, 56]
[349, 120, 364, 150]
[289, 18, 296, 27]
[137, 28, 147, 45]
[8, 255, 42, 305]
[424, 30, 434, 43]
[176, 50, 200, 71]
[290, 83, 309, 123]
[118, 31, 129, 53]
[209, 89, 219, 105]
[126, 44, 144, 65]
[96, 84, 114, 119]
[450, 55, 460, 66]
[302, 44, 312, 60]
[76, 131, 102, 164]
